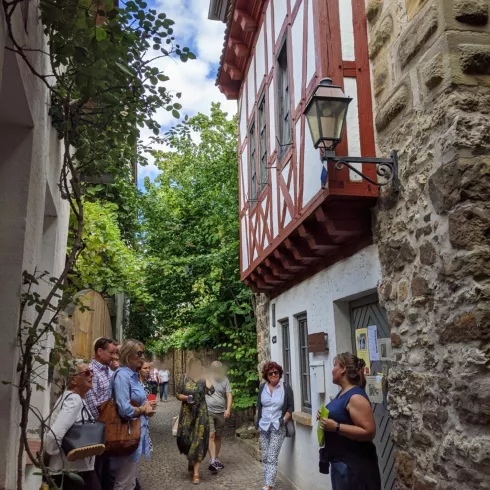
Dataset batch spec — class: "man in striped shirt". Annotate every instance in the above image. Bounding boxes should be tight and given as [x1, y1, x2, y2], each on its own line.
[85, 337, 118, 488]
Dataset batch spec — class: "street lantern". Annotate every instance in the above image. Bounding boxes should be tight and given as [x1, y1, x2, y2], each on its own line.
[303, 79, 399, 188]
[304, 78, 352, 150]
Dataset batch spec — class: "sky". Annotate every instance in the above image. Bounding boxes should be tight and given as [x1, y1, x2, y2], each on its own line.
[137, 0, 238, 189]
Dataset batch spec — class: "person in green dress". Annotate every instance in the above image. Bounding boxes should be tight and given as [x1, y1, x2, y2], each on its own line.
[176, 359, 214, 485]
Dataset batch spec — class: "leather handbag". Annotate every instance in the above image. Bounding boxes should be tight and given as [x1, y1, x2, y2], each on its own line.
[61, 398, 106, 462]
[98, 372, 141, 457]
[285, 419, 295, 438]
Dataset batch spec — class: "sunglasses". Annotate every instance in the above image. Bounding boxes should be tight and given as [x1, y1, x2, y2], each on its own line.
[268, 371, 279, 377]
[137, 351, 145, 358]
[73, 369, 93, 378]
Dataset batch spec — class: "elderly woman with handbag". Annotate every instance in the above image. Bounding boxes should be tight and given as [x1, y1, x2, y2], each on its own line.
[256, 361, 294, 490]
[110, 339, 156, 490]
[45, 361, 105, 490]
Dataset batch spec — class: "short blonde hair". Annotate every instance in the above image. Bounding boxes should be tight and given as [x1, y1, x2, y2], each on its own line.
[119, 339, 144, 367]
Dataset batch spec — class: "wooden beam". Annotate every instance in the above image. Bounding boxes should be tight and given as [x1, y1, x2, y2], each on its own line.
[273, 249, 306, 271]
[257, 266, 285, 285]
[284, 238, 319, 264]
[223, 62, 243, 81]
[251, 273, 274, 290]
[234, 8, 257, 32]
[264, 258, 294, 279]
[228, 37, 249, 57]
[298, 224, 340, 251]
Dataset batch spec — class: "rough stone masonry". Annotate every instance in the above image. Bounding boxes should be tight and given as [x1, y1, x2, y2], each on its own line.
[367, 0, 490, 489]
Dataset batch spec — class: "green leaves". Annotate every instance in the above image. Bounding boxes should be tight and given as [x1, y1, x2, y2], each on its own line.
[132, 105, 257, 409]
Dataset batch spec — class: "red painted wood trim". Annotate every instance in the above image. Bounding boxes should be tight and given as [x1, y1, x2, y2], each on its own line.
[343, 60, 357, 77]
[351, 0, 378, 186]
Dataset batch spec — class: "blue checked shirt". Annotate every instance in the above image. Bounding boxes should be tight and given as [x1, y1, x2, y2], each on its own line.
[85, 359, 111, 420]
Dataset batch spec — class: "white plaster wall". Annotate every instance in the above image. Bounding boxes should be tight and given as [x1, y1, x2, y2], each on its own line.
[0, 4, 70, 487]
[274, 0, 288, 43]
[291, 1, 304, 109]
[247, 57, 256, 118]
[306, 0, 316, 85]
[270, 245, 381, 490]
[241, 215, 249, 271]
[271, 165, 279, 237]
[339, 0, 355, 61]
[239, 94, 247, 145]
[241, 142, 249, 206]
[266, 2, 273, 72]
[303, 120, 322, 205]
[344, 77, 363, 181]
[268, 80, 276, 157]
[256, 25, 266, 92]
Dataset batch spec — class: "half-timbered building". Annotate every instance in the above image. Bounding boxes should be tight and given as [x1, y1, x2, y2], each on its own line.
[208, 1, 396, 489]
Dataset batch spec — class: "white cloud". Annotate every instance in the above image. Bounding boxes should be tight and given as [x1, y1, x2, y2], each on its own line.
[136, 0, 237, 187]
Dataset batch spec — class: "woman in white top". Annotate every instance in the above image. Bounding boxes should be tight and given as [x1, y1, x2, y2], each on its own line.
[45, 362, 101, 490]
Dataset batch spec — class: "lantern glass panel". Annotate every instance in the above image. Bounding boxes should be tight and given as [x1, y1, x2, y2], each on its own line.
[318, 98, 349, 142]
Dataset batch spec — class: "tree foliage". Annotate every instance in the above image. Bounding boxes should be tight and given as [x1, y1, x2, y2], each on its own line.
[134, 104, 258, 409]
[70, 200, 151, 303]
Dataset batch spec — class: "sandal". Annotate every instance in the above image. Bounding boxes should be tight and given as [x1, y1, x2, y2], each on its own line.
[192, 476, 200, 485]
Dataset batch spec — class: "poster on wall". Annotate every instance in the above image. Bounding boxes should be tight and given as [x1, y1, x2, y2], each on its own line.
[355, 328, 371, 375]
[367, 325, 379, 361]
[377, 338, 392, 361]
[365, 376, 384, 403]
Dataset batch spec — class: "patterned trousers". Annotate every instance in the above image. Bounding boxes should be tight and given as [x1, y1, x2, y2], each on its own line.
[259, 425, 286, 487]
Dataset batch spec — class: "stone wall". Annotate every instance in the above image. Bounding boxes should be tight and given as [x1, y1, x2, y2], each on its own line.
[254, 293, 271, 373]
[367, 0, 490, 488]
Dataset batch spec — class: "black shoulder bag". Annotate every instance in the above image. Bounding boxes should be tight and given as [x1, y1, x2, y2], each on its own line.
[61, 394, 106, 461]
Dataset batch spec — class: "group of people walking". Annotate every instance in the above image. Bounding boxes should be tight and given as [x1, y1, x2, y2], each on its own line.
[45, 335, 380, 490]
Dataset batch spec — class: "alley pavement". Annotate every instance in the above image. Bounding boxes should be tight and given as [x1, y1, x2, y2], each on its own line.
[139, 400, 292, 490]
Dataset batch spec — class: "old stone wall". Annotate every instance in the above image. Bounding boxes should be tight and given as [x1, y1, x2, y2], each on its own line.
[367, 0, 490, 488]
[254, 293, 271, 374]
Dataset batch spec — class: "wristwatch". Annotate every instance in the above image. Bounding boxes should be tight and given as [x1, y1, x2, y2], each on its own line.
[336, 422, 340, 433]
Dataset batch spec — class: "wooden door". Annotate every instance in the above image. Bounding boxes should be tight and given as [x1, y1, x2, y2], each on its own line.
[350, 294, 396, 490]
[71, 290, 113, 361]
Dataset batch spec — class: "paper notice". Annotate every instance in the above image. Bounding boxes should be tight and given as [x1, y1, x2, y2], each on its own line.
[368, 325, 379, 361]
[378, 338, 392, 362]
[366, 376, 384, 403]
[355, 328, 371, 375]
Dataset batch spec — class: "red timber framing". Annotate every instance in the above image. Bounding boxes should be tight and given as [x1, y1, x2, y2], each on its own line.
[218, 0, 378, 297]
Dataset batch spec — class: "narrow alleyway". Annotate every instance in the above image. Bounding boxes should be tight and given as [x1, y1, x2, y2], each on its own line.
[139, 400, 292, 490]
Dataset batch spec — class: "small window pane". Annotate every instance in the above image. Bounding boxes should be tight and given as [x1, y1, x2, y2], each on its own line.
[281, 320, 291, 387]
[249, 122, 257, 202]
[298, 316, 311, 412]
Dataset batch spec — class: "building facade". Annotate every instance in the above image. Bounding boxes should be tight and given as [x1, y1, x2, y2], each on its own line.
[209, 1, 490, 490]
[0, 3, 70, 489]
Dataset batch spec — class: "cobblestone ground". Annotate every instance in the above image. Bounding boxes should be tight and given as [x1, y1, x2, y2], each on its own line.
[139, 400, 292, 490]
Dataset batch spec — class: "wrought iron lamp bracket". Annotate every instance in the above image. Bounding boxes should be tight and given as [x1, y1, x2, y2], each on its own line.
[321, 150, 399, 189]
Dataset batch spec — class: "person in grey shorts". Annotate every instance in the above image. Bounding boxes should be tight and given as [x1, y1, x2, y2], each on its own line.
[206, 361, 232, 472]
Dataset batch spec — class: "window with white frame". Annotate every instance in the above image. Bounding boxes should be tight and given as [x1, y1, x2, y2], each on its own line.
[281, 319, 291, 387]
[298, 315, 311, 412]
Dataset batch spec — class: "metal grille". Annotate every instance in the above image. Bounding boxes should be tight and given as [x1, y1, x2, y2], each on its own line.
[350, 295, 396, 490]
[298, 315, 311, 412]
[281, 320, 291, 387]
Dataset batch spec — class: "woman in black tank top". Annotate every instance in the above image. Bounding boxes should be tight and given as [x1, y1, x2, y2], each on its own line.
[317, 353, 381, 490]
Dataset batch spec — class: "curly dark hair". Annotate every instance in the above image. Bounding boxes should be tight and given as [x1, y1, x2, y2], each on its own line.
[261, 361, 283, 382]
